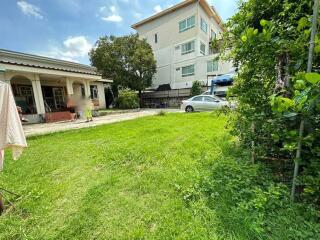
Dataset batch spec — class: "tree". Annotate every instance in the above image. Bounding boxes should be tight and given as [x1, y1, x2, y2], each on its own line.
[221, 0, 320, 202]
[191, 81, 202, 96]
[89, 34, 157, 105]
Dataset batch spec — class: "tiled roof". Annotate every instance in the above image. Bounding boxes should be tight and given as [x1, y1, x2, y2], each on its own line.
[0, 49, 99, 76]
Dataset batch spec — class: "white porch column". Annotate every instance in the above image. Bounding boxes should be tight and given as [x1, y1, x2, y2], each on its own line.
[66, 77, 74, 95]
[31, 74, 46, 114]
[84, 80, 91, 98]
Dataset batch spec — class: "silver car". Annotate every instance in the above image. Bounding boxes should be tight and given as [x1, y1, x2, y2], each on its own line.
[181, 95, 230, 112]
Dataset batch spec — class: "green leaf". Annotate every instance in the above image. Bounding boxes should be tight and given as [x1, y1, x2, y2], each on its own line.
[294, 87, 311, 104]
[305, 73, 320, 84]
[260, 19, 267, 27]
[280, 97, 294, 108]
[283, 112, 298, 118]
[294, 80, 305, 90]
[314, 45, 320, 54]
[297, 17, 308, 31]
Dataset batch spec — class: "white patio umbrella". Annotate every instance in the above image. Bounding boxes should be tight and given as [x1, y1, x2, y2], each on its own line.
[0, 81, 27, 171]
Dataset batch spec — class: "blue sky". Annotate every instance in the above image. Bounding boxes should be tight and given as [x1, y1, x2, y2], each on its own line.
[0, 0, 237, 64]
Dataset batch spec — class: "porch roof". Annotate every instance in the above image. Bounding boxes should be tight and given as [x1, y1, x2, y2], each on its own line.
[0, 49, 99, 76]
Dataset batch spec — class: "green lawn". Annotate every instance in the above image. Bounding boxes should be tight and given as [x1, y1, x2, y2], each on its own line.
[0, 113, 318, 239]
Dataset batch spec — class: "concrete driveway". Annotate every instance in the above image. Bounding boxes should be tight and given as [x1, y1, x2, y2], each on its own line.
[23, 109, 182, 137]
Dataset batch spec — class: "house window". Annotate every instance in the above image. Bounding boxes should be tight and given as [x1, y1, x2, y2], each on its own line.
[182, 64, 195, 77]
[90, 85, 98, 99]
[181, 40, 195, 55]
[179, 16, 195, 32]
[155, 33, 158, 43]
[200, 18, 208, 33]
[207, 60, 218, 72]
[200, 42, 206, 55]
[211, 30, 217, 40]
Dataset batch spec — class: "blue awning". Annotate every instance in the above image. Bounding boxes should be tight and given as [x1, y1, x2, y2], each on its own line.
[210, 73, 236, 95]
[211, 73, 235, 85]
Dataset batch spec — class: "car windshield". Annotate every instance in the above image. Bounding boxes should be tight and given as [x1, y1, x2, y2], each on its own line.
[214, 96, 224, 101]
[202, 90, 211, 95]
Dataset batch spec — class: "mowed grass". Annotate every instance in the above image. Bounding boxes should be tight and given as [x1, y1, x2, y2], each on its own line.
[0, 113, 235, 239]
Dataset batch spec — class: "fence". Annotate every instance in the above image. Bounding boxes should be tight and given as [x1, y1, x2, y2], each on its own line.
[142, 87, 209, 108]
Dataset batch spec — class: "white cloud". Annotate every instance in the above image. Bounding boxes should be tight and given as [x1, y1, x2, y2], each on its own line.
[63, 36, 92, 58]
[99, 6, 106, 12]
[101, 15, 123, 22]
[110, 6, 116, 13]
[41, 36, 92, 63]
[133, 12, 142, 19]
[100, 5, 123, 23]
[154, 5, 162, 13]
[17, 1, 43, 19]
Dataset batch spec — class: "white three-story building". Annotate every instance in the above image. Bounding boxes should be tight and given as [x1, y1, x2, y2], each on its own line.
[132, 0, 234, 91]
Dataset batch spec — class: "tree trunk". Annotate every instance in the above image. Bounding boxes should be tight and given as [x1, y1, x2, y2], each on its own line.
[291, 120, 304, 202]
[290, 0, 318, 202]
[307, 0, 319, 72]
[275, 52, 290, 96]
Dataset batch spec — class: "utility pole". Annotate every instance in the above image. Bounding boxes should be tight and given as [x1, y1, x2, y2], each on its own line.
[291, 0, 319, 202]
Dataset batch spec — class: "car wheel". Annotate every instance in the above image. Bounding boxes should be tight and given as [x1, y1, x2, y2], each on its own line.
[185, 106, 194, 112]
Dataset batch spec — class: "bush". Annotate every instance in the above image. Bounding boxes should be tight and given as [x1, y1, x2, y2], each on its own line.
[115, 90, 139, 109]
[157, 110, 166, 116]
[180, 158, 320, 239]
[191, 81, 202, 96]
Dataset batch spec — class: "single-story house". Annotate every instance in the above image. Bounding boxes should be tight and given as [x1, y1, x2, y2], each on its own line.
[0, 49, 112, 123]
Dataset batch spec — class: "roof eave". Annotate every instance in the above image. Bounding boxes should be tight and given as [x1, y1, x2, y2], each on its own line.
[131, 0, 224, 30]
[131, 0, 197, 29]
[0, 49, 96, 71]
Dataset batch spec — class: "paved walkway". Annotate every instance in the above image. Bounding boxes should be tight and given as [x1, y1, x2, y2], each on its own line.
[23, 109, 182, 137]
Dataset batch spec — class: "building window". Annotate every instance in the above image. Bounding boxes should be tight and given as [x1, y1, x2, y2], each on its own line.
[207, 60, 218, 72]
[200, 18, 208, 33]
[211, 30, 217, 40]
[182, 65, 195, 77]
[90, 85, 98, 99]
[179, 16, 195, 32]
[200, 42, 206, 55]
[181, 40, 195, 55]
[155, 33, 158, 43]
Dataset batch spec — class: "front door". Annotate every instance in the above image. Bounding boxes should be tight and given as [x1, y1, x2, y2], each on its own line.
[191, 96, 204, 111]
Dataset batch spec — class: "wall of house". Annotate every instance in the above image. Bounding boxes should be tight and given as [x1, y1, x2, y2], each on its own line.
[136, 2, 198, 88]
[94, 82, 106, 110]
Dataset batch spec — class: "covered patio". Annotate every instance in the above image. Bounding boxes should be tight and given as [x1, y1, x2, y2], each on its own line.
[0, 49, 111, 123]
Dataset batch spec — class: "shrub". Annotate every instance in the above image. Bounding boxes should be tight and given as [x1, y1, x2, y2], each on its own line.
[180, 158, 320, 239]
[115, 90, 139, 109]
[191, 81, 202, 96]
[157, 110, 166, 116]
